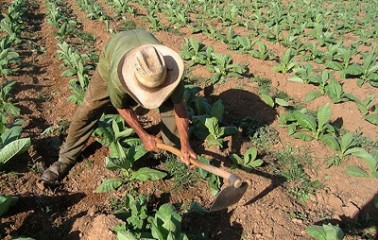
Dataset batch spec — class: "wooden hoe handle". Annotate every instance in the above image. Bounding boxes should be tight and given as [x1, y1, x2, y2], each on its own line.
[156, 143, 242, 188]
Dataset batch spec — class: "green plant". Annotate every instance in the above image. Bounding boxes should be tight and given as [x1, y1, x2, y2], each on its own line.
[207, 54, 246, 84]
[273, 146, 321, 201]
[345, 50, 378, 87]
[324, 79, 354, 104]
[93, 115, 166, 192]
[230, 147, 263, 172]
[0, 80, 20, 126]
[306, 223, 344, 240]
[280, 103, 336, 141]
[112, 194, 203, 240]
[0, 39, 20, 76]
[180, 38, 208, 66]
[273, 48, 298, 73]
[0, 119, 31, 170]
[163, 154, 199, 191]
[249, 41, 275, 60]
[0, 194, 18, 217]
[325, 45, 359, 78]
[345, 149, 378, 178]
[204, 117, 237, 149]
[322, 132, 362, 167]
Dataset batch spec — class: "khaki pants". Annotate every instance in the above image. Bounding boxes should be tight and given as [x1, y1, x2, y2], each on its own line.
[59, 70, 179, 164]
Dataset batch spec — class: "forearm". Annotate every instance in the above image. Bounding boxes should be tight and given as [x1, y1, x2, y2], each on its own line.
[174, 102, 190, 147]
[116, 107, 148, 138]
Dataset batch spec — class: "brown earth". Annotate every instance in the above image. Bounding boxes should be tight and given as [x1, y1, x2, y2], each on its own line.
[1, 0, 377, 240]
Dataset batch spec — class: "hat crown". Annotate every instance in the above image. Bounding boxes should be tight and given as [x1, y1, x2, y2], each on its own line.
[134, 46, 167, 88]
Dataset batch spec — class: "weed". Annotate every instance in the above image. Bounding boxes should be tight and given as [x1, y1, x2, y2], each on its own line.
[272, 146, 322, 201]
[163, 154, 199, 191]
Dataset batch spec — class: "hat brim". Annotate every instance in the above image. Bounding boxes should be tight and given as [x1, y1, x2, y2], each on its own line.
[119, 44, 184, 109]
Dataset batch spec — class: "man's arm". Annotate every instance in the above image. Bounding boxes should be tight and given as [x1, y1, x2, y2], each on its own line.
[174, 101, 197, 165]
[117, 107, 161, 152]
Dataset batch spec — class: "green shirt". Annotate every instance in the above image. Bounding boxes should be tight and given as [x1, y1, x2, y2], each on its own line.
[97, 30, 184, 108]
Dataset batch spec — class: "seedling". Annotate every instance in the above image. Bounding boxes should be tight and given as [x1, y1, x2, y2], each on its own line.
[273, 48, 298, 73]
[230, 147, 263, 172]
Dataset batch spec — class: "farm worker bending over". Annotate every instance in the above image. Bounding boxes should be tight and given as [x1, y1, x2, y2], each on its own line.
[40, 29, 197, 184]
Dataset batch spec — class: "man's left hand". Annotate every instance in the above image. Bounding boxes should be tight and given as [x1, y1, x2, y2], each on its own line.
[180, 144, 197, 166]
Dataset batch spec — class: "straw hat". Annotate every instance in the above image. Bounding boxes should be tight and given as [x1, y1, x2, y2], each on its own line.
[120, 44, 184, 109]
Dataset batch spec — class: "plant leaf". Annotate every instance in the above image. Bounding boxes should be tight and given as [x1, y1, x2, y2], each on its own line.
[345, 166, 369, 177]
[130, 167, 167, 181]
[95, 178, 123, 192]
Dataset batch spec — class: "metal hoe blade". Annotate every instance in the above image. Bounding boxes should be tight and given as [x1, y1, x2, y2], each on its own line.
[210, 182, 248, 212]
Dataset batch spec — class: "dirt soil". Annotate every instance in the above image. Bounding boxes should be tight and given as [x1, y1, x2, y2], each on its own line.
[0, 0, 377, 240]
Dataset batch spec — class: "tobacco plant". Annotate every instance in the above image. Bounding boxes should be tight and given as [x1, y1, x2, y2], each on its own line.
[0, 119, 31, 170]
[0, 80, 20, 126]
[0, 38, 20, 76]
[207, 53, 246, 84]
[344, 50, 378, 87]
[273, 48, 298, 73]
[280, 103, 336, 141]
[230, 147, 263, 172]
[113, 194, 206, 239]
[94, 115, 166, 192]
[306, 223, 344, 240]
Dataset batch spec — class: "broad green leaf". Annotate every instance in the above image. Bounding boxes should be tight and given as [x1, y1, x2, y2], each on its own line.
[275, 98, 290, 106]
[1, 119, 23, 145]
[129, 167, 167, 181]
[259, 93, 274, 107]
[345, 64, 363, 76]
[116, 230, 138, 240]
[293, 111, 317, 133]
[306, 224, 344, 240]
[345, 166, 369, 177]
[95, 178, 123, 192]
[292, 132, 314, 141]
[0, 138, 31, 168]
[347, 148, 378, 172]
[289, 75, 305, 83]
[306, 225, 327, 240]
[210, 100, 224, 121]
[321, 134, 340, 151]
[0, 195, 17, 217]
[305, 90, 322, 102]
[317, 103, 332, 132]
[365, 114, 378, 126]
[105, 157, 131, 171]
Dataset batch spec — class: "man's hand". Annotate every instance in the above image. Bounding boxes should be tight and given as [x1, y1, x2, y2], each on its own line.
[140, 133, 162, 153]
[180, 144, 197, 165]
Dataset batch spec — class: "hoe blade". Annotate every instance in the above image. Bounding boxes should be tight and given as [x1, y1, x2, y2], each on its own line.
[210, 182, 248, 212]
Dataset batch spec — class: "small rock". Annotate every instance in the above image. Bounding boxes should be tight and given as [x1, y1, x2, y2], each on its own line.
[291, 218, 303, 224]
[88, 206, 97, 217]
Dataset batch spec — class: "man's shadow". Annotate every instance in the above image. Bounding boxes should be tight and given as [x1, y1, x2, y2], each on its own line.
[1, 193, 86, 240]
[203, 86, 278, 154]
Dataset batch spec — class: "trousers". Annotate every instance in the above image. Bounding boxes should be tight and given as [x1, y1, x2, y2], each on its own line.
[59, 70, 180, 164]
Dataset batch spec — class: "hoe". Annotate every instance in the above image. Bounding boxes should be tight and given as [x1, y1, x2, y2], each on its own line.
[156, 143, 248, 212]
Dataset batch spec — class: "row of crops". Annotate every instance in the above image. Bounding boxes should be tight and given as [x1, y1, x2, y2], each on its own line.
[1, 0, 377, 239]
[0, 0, 32, 221]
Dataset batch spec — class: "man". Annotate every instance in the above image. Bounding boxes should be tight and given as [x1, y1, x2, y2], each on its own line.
[40, 29, 197, 184]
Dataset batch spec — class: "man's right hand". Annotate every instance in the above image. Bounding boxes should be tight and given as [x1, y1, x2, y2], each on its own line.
[140, 133, 162, 153]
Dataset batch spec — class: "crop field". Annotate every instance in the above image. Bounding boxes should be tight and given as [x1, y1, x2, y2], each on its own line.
[0, 0, 378, 239]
